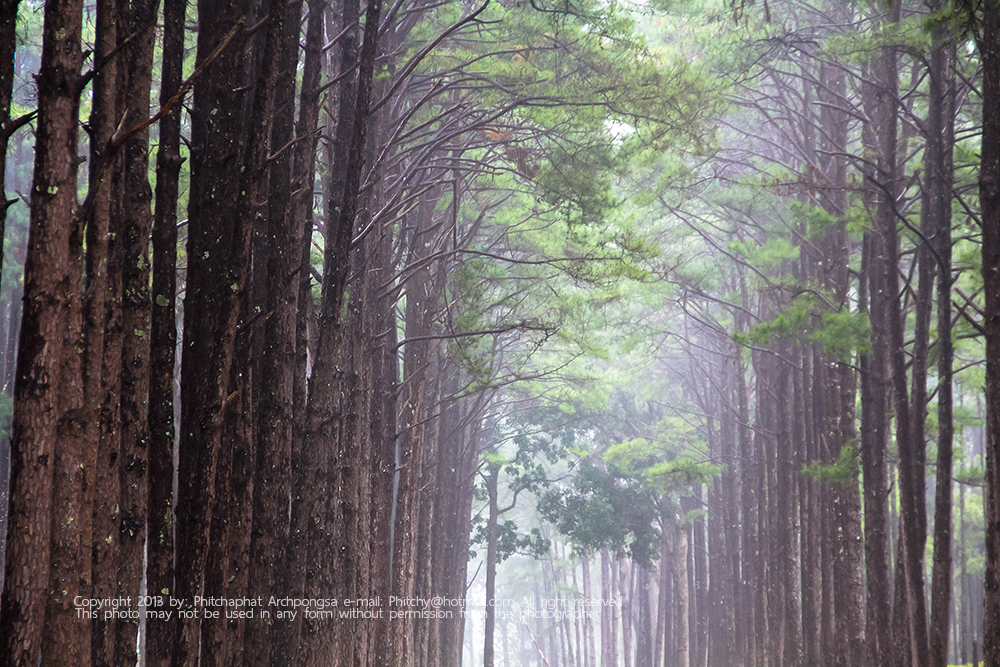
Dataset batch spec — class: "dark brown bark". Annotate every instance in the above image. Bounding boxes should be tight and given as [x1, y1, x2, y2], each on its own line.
[113, 1, 158, 662]
[858, 61, 894, 667]
[874, 0, 929, 659]
[171, 3, 253, 664]
[244, 0, 304, 661]
[861, 227, 893, 667]
[980, 0, 1000, 661]
[146, 0, 185, 664]
[391, 193, 440, 665]
[367, 205, 397, 665]
[205, 0, 286, 661]
[270, 2, 325, 663]
[0, 0, 84, 663]
[88, 0, 120, 663]
[201, 336, 255, 666]
[295, 0, 382, 660]
[928, 17, 956, 667]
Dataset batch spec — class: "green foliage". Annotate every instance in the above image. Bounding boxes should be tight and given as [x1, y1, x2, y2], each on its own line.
[0, 391, 12, 443]
[732, 298, 810, 347]
[603, 433, 717, 493]
[954, 465, 985, 486]
[538, 460, 661, 564]
[824, 15, 930, 64]
[802, 445, 860, 487]
[813, 310, 873, 362]
[733, 295, 871, 362]
[643, 457, 719, 491]
[469, 517, 551, 562]
[726, 235, 799, 270]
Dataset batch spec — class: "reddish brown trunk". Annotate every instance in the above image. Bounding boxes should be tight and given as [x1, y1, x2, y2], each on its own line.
[113, 2, 158, 662]
[979, 0, 1000, 661]
[0, 0, 85, 663]
[928, 17, 956, 667]
[145, 0, 185, 664]
[244, 0, 305, 662]
[172, 3, 253, 664]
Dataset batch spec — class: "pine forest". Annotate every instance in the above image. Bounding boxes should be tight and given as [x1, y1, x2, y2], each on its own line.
[0, 0, 998, 665]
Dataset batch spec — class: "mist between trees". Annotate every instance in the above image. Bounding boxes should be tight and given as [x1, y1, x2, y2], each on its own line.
[0, 0, 998, 665]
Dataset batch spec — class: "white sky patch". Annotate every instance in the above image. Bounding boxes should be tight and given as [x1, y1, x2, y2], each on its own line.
[606, 118, 636, 144]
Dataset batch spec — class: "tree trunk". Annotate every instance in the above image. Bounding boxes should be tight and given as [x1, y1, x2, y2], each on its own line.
[244, 0, 306, 662]
[88, 0, 121, 662]
[0, 0, 85, 662]
[146, 0, 185, 663]
[485, 463, 499, 667]
[172, 3, 253, 663]
[676, 521, 690, 667]
[979, 0, 1000, 661]
[928, 19, 956, 667]
[271, 2, 325, 663]
[113, 1, 158, 661]
[0, 0, 23, 280]
[874, 0, 930, 656]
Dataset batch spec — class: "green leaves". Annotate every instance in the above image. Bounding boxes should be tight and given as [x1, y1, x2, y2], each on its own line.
[802, 445, 860, 487]
[538, 460, 661, 564]
[733, 294, 872, 362]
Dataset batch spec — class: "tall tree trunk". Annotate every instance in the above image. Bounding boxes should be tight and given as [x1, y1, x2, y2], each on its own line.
[146, 0, 185, 664]
[0, 0, 85, 663]
[88, 0, 121, 662]
[859, 57, 894, 666]
[296, 0, 382, 660]
[979, 0, 1000, 660]
[736, 295, 757, 667]
[584, 552, 598, 667]
[271, 2, 325, 663]
[485, 463, 500, 667]
[244, 0, 306, 662]
[676, 521, 690, 667]
[875, 0, 930, 659]
[928, 18, 956, 667]
[113, 1, 158, 662]
[602, 547, 614, 667]
[172, 3, 253, 663]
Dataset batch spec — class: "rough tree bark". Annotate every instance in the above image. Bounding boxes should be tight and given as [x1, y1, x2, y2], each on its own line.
[874, 0, 930, 660]
[88, 0, 120, 663]
[113, 1, 158, 662]
[0, 0, 85, 663]
[146, 0, 185, 663]
[927, 11, 956, 665]
[171, 4, 252, 664]
[244, 0, 305, 662]
[979, 0, 1000, 661]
